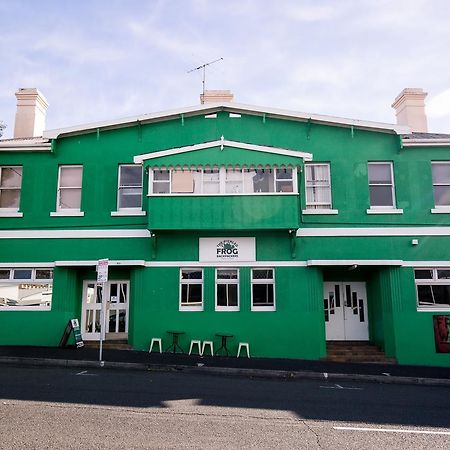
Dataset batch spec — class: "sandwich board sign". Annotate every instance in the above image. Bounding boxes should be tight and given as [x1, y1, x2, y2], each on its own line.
[97, 259, 109, 282]
[59, 319, 84, 348]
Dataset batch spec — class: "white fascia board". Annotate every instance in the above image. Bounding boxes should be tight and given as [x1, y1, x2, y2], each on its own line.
[307, 260, 403, 266]
[54, 260, 146, 267]
[43, 102, 407, 139]
[0, 229, 151, 239]
[0, 262, 55, 268]
[0, 144, 51, 152]
[404, 261, 450, 267]
[134, 139, 312, 164]
[144, 261, 308, 267]
[297, 227, 450, 237]
[402, 140, 450, 147]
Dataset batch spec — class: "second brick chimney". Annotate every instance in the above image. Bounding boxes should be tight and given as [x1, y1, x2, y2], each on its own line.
[391, 88, 428, 133]
[13, 88, 49, 138]
[200, 90, 234, 104]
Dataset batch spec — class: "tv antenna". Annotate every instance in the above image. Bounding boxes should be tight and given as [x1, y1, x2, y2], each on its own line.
[188, 57, 223, 102]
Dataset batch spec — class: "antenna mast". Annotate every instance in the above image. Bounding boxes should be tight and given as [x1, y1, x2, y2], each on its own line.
[188, 57, 223, 103]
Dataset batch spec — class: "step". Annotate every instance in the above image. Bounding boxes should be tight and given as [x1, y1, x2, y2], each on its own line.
[83, 341, 132, 351]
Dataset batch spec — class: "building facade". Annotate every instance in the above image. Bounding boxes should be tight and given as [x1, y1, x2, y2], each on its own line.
[1, 88, 450, 367]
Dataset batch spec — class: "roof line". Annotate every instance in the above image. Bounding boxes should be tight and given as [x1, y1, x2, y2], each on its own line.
[43, 102, 411, 139]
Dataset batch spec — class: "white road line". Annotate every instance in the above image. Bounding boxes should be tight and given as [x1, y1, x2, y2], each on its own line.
[75, 370, 98, 376]
[319, 384, 363, 390]
[334, 426, 450, 436]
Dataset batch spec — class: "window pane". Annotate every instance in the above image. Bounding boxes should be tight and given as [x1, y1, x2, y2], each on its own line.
[153, 170, 170, 181]
[306, 186, 331, 206]
[203, 169, 220, 194]
[172, 171, 194, 193]
[225, 169, 243, 194]
[369, 185, 393, 207]
[181, 270, 202, 280]
[0, 189, 20, 208]
[226, 284, 238, 306]
[217, 284, 227, 306]
[438, 270, 450, 280]
[0, 283, 52, 308]
[415, 269, 433, 280]
[35, 269, 53, 280]
[252, 284, 274, 306]
[306, 164, 329, 184]
[252, 269, 273, 280]
[368, 164, 392, 184]
[252, 169, 274, 193]
[432, 164, 450, 184]
[276, 168, 293, 180]
[181, 283, 202, 304]
[13, 269, 32, 280]
[217, 269, 238, 279]
[59, 188, 81, 209]
[118, 188, 142, 208]
[217, 284, 238, 307]
[119, 166, 142, 187]
[276, 180, 293, 193]
[431, 285, 450, 306]
[0, 269, 10, 279]
[153, 182, 170, 194]
[433, 186, 450, 206]
[0, 167, 22, 187]
[60, 167, 82, 188]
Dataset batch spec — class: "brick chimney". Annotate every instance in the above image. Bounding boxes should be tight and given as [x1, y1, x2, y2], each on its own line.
[391, 88, 428, 133]
[13, 88, 49, 138]
[200, 90, 234, 104]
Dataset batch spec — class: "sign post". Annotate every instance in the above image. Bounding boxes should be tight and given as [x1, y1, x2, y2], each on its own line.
[97, 259, 109, 363]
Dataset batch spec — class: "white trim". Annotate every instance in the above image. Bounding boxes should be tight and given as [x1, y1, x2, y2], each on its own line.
[302, 209, 338, 215]
[366, 208, 403, 214]
[148, 192, 298, 197]
[111, 210, 146, 216]
[133, 139, 312, 164]
[144, 261, 308, 268]
[0, 262, 55, 268]
[402, 140, 450, 147]
[54, 260, 146, 267]
[50, 211, 85, 217]
[297, 227, 450, 237]
[417, 307, 450, 312]
[0, 211, 23, 218]
[43, 102, 409, 139]
[404, 261, 450, 267]
[0, 229, 151, 239]
[431, 207, 450, 214]
[307, 259, 403, 266]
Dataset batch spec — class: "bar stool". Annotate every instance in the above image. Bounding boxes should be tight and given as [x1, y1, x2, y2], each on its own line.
[202, 340, 214, 356]
[189, 340, 202, 356]
[149, 337, 162, 354]
[237, 342, 250, 358]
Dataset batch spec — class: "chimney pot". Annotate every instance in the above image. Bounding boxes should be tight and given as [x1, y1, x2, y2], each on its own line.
[391, 88, 428, 133]
[200, 90, 234, 104]
[13, 88, 49, 138]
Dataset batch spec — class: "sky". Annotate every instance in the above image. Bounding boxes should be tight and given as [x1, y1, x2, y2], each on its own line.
[1, 0, 450, 138]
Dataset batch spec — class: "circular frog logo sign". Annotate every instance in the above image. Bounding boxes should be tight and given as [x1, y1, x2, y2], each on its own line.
[216, 240, 239, 258]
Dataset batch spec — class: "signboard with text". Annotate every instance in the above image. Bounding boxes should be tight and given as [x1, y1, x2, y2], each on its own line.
[199, 237, 256, 262]
[97, 259, 109, 282]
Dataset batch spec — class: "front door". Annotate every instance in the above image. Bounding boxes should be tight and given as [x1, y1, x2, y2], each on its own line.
[323, 282, 369, 341]
[81, 280, 129, 341]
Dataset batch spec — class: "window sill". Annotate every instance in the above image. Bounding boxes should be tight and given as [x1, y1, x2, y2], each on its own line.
[366, 208, 403, 215]
[0, 306, 51, 311]
[302, 209, 339, 215]
[179, 305, 203, 312]
[0, 211, 23, 218]
[251, 306, 276, 312]
[215, 307, 240, 312]
[431, 207, 450, 214]
[417, 307, 450, 312]
[111, 210, 146, 217]
[50, 211, 85, 217]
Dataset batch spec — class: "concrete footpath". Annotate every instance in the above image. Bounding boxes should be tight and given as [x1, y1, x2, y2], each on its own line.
[1, 345, 450, 387]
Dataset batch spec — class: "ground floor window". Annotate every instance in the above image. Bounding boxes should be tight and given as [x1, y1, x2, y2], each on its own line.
[251, 268, 275, 311]
[215, 268, 239, 311]
[0, 268, 53, 310]
[180, 268, 203, 311]
[415, 268, 450, 310]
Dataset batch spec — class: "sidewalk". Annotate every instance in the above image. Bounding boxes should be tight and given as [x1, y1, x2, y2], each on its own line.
[1, 345, 450, 387]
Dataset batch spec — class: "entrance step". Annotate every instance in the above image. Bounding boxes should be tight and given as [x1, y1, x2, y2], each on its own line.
[83, 340, 132, 351]
[324, 341, 396, 364]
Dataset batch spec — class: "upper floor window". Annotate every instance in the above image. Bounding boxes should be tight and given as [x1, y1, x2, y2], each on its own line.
[150, 167, 296, 195]
[415, 268, 450, 310]
[0, 166, 22, 211]
[432, 162, 450, 207]
[57, 165, 83, 212]
[117, 165, 143, 210]
[215, 268, 239, 311]
[304, 163, 332, 209]
[368, 162, 396, 208]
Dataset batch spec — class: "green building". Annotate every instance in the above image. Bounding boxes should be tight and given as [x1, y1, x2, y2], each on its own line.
[1, 87, 449, 367]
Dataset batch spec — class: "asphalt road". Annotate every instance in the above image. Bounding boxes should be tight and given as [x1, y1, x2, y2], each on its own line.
[0, 365, 449, 449]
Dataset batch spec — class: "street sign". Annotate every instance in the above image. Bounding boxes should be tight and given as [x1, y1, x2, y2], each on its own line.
[97, 258, 109, 282]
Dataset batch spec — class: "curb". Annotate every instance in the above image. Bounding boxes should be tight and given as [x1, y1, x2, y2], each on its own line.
[1, 356, 450, 387]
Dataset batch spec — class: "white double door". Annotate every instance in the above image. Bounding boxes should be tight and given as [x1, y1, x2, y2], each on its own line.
[324, 282, 369, 341]
[81, 280, 129, 341]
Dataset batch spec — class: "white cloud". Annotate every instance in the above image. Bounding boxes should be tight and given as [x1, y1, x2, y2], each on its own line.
[427, 89, 450, 119]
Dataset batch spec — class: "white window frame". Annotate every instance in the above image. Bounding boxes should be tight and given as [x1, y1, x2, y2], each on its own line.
[51, 165, 84, 217]
[303, 163, 337, 214]
[215, 268, 239, 312]
[415, 268, 450, 311]
[366, 162, 403, 214]
[431, 162, 450, 213]
[0, 268, 53, 311]
[111, 164, 145, 216]
[179, 268, 203, 311]
[149, 167, 297, 196]
[251, 268, 276, 312]
[0, 165, 23, 217]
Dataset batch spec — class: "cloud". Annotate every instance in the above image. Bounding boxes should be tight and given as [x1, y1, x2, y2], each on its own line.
[427, 89, 450, 119]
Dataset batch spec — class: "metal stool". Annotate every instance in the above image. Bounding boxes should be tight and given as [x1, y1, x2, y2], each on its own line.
[202, 340, 214, 356]
[237, 342, 250, 358]
[149, 338, 162, 353]
[189, 340, 202, 355]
